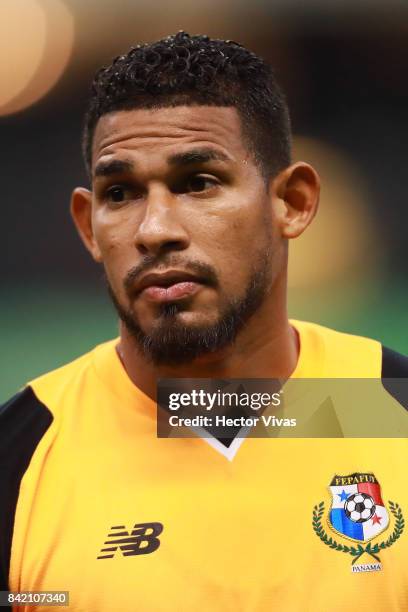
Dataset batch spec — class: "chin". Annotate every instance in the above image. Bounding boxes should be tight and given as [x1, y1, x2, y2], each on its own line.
[129, 304, 235, 367]
[144, 303, 219, 331]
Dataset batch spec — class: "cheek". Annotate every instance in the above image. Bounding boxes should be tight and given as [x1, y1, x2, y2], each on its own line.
[199, 198, 273, 280]
[93, 206, 133, 249]
[92, 208, 136, 291]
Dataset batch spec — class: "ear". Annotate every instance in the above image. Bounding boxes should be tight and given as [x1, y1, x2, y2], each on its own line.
[70, 187, 102, 262]
[271, 162, 320, 239]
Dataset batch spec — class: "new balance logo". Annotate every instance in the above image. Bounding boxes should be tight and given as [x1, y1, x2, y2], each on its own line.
[97, 522, 163, 559]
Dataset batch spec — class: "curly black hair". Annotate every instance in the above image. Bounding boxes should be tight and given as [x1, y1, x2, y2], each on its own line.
[82, 31, 291, 180]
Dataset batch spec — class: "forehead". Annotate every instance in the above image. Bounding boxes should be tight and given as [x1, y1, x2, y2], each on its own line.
[92, 105, 250, 172]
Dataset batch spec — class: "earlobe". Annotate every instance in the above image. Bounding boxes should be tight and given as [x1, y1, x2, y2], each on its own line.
[70, 187, 102, 262]
[273, 162, 320, 239]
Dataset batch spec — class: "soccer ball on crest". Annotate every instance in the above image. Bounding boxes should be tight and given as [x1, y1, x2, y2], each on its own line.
[344, 493, 376, 523]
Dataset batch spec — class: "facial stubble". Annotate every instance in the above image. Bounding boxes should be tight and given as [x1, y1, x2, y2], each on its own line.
[107, 248, 273, 366]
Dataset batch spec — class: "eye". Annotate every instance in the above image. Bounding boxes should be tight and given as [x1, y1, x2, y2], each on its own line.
[106, 185, 127, 202]
[184, 175, 219, 193]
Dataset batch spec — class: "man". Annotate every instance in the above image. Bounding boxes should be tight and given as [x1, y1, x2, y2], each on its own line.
[1, 32, 408, 611]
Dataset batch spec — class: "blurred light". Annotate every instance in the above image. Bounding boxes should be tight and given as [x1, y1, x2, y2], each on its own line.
[0, 0, 46, 109]
[0, 0, 74, 116]
[288, 137, 381, 289]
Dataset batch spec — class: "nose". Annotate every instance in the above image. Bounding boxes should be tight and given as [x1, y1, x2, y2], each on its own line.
[134, 184, 190, 256]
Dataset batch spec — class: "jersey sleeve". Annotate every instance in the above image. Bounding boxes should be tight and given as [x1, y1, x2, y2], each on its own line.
[0, 387, 53, 598]
[381, 345, 408, 410]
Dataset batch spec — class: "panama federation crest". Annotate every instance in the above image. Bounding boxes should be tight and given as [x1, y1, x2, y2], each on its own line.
[312, 472, 404, 572]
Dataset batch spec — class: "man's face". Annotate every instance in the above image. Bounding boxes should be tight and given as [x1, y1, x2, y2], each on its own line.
[89, 106, 284, 364]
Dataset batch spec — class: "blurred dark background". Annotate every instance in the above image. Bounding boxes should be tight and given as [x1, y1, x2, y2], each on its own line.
[1, 0, 407, 400]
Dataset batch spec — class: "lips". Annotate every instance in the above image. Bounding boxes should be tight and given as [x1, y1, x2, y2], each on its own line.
[135, 270, 205, 303]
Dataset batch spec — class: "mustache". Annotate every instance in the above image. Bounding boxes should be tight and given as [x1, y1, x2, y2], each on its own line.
[123, 254, 219, 296]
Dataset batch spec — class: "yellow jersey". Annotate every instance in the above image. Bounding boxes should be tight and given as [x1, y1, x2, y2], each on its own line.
[1, 320, 408, 611]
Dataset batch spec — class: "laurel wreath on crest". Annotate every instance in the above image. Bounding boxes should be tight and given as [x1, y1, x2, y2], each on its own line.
[312, 500, 404, 564]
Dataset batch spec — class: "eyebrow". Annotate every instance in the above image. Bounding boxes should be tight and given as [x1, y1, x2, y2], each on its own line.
[167, 148, 230, 166]
[93, 147, 230, 179]
[94, 158, 134, 178]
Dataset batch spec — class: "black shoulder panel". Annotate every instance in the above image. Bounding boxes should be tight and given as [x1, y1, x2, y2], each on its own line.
[0, 387, 53, 598]
[381, 345, 408, 411]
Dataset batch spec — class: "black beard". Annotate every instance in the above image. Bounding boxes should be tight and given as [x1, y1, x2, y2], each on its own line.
[107, 253, 272, 367]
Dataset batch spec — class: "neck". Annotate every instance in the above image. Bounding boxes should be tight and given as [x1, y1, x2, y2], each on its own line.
[116, 285, 299, 402]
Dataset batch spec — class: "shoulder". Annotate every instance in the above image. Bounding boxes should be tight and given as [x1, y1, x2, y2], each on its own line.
[0, 340, 113, 444]
[381, 345, 408, 377]
[26, 338, 118, 413]
[0, 388, 53, 592]
[0, 386, 54, 445]
[0, 337, 118, 473]
[28, 343, 102, 400]
[381, 346, 408, 411]
[292, 319, 408, 412]
[0, 339, 117, 591]
[292, 319, 408, 378]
